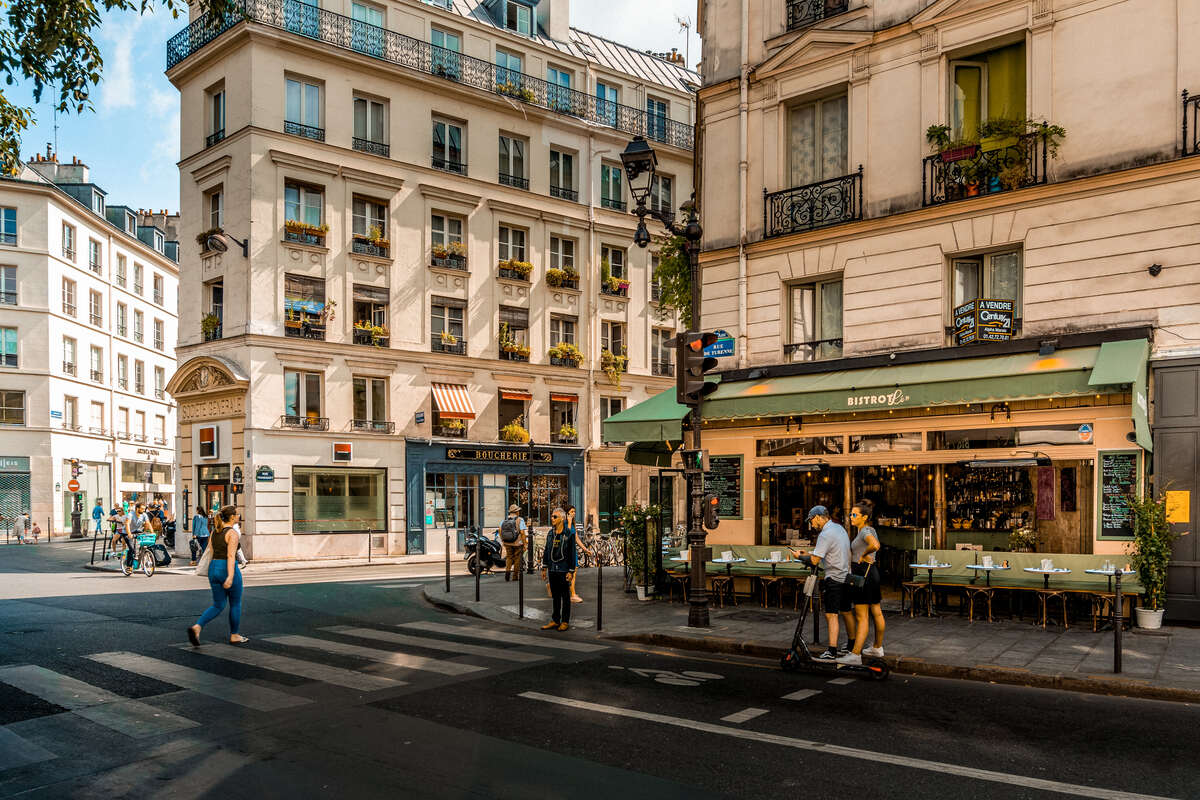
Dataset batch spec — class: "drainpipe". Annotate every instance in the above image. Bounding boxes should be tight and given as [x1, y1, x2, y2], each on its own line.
[737, 0, 750, 368]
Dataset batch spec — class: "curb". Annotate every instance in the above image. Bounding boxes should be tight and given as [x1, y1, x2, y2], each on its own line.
[421, 585, 542, 627]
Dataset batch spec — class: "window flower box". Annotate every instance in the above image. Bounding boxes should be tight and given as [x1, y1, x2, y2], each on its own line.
[548, 342, 584, 367]
[284, 219, 329, 245]
[497, 259, 533, 281]
[546, 267, 580, 289]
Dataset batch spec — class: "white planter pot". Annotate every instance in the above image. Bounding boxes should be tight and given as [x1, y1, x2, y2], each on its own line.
[635, 585, 654, 601]
[1136, 607, 1164, 630]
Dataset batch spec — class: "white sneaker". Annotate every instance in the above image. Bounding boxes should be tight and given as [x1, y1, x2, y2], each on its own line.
[836, 652, 862, 665]
[863, 646, 885, 658]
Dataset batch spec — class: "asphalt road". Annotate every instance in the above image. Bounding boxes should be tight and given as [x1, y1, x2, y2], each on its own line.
[0, 542, 1196, 799]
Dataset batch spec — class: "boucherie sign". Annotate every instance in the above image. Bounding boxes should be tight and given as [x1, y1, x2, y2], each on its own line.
[954, 298, 1015, 346]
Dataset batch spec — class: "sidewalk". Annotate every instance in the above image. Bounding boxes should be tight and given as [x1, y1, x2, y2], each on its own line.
[84, 552, 450, 575]
[424, 566, 1200, 704]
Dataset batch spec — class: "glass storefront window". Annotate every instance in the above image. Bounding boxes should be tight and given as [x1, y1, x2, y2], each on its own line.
[756, 436, 843, 457]
[849, 432, 922, 453]
[425, 473, 478, 531]
[293, 467, 386, 533]
[121, 460, 172, 484]
[929, 424, 1089, 450]
[507, 474, 569, 527]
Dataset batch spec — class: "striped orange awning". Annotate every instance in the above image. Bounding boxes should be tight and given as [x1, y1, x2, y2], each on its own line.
[549, 393, 578, 403]
[431, 383, 476, 419]
[500, 388, 533, 402]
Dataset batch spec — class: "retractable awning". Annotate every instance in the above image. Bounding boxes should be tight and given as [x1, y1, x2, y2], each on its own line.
[549, 393, 578, 403]
[601, 387, 691, 444]
[1088, 338, 1151, 450]
[431, 383, 476, 419]
[500, 388, 534, 402]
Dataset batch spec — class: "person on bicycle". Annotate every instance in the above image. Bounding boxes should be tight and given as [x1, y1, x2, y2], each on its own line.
[122, 503, 149, 570]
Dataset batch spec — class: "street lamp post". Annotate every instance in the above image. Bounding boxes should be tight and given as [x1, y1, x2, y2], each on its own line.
[620, 135, 709, 628]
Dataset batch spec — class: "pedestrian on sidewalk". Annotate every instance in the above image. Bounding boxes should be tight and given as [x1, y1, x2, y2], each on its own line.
[108, 504, 125, 553]
[500, 504, 527, 581]
[16, 511, 29, 543]
[188, 504, 249, 646]
[848, 499, 885, 662]
[190, 506, 211, 566]
[791, 505, 855, 662]
[540, 507, 576, 632]
[91, 499, 104, 537]
[567, 505, 591, 603]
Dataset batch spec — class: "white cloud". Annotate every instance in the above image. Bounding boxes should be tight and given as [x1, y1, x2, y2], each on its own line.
[98, 17, 146, 113]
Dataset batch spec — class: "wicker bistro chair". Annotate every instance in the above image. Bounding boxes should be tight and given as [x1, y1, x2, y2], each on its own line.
[709, 574, 737, 608]
[666, 569, 690, 603]
[962, 585, 995, 622]
[901, 580, 929, 617]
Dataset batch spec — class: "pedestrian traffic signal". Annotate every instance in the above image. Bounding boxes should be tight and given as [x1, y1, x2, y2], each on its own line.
[676, 332, 720, 407]
[702, 494, 720, 530]
[680, 449, 710, 474]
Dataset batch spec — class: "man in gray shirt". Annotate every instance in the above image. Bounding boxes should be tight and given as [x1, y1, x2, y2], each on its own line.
[791, 505, 857, 662]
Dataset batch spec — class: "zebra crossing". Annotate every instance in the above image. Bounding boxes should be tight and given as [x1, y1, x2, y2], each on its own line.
[0, 621, 608, 771]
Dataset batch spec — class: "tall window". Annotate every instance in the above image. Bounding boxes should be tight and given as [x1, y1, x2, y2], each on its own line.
[117, 407, 129, 436]
[951, 42, 1025, 142]
[115, 254, 126, 287]
[64, 396, 78, 428]
[602, 244, 626, 280]
[0, 266, 15, 305]
[432, 119, 465, 173]
[504, 0, 532, 34]
[0, 391, 24, 425]
[596, 81, 618, 125]
[649, 174, 673, 215]
[350, 1, 384, 56]
[547, 66, 571, 110]
[206, 189, 223, 230]
[134, 310, 144, 342]
[431, 297, 465, 342]
[153, 274, 164, 306]
[352, 197, 387, 238]
[352, 284, 388, 330]
[499, 305, 529, 351]
[651, 328, 674, 374]
[134, 360, 144, 394]
[600, 163, 623, 209]
[116, 303, 127, 336]
[88, 290, 103, 326]
[353, 96, 386, 145]
[599, 396, 623, 420]
[646, 96, 668, 141]
[285, 370, 323, 421]
[62, 337, 77, 373]
[155, 415, 166, 442]
[285, 77, 323, 136]
[550, 315, 576, 346]
[89, 346, 103, 382]
[0, 208, 14, 245]
[431, 27, 461, 78]
[62, 277, 76, 316]
[154, 366, 166, 398]
[549, 236, 575, 271]
[549, 150, 576, 199]
[601, 321, 625, 355]
[133, 263, 143, 294]
[551, 397, 576, 440]
[285, 183, 323, 228]
[209, 88, 225, 141]
[788, 95, 847, 187]
[0, 328, 16, 368]
[135, 409, 145, 437]
[951, 250, 1023, 315]
[788, 279, 843, 361]
[284, 274, 326, 335]
[62, 222, 76, 261]
[498, 135, 526, 186]
[431, 214, 463, 248]
[498, 225, 526, 262]
[117, 355, 128, 389]
[353, 376, 387, 423]
[88, 239, 102, 274]
[495, 49, 522, 86]
[153, 319, 164, 351]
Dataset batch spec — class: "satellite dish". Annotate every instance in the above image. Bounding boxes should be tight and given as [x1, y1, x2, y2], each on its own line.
[205, 234, 228, 253]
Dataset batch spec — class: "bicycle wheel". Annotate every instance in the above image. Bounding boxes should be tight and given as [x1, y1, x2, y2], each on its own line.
[121, 558, 133, 577]
[140, 549, 156, 577]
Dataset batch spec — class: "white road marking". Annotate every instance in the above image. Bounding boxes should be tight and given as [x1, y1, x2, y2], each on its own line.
[0, 726, 56, 770]
[321, 626, 547, 663]
[827, 677, 855, 685]
[264, 635, 485, 676]
[397, 621, 608, 652]
[520, 692, 1175, 800]
[497, 606, 596, 627]
[86, 653, 310, 712]
[0, 664, 197, 737]
[720, 707, 769, 724]
[180, 643, 404, 691]
[781, 689, 822, 702]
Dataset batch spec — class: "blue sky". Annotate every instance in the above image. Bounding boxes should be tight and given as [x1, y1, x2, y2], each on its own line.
[8, 1, 700, 212]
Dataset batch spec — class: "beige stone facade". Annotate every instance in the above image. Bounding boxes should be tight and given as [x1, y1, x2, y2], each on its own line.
[166, 0, 696, 559]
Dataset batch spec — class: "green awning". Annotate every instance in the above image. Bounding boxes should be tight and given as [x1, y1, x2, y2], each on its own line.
[623, 441, 681, 467]
[1088, 339, 1152, 451]
[602, 388, 690, 444]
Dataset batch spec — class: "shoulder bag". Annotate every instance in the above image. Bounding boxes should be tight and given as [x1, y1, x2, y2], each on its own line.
[194, 545, 213, 576]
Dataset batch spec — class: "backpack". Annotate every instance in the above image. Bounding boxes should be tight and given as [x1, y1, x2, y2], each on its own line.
[499, 516, 520, 543]
[148, 544, 172, 566]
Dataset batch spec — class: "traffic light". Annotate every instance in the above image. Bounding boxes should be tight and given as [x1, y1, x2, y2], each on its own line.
[70, 459, 80, 478]
[702, 494, 720, 530]
[680, 449, 710, 474]
[676, 332, 720, 407]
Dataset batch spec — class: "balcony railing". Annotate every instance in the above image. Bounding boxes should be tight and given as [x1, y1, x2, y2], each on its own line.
[433, 156, 467, 175]
[154, 290, 164, 305]
[550, 432, 578, 445]
[134, 282, 143, 294]
[280, 414, 330, 431]
[499, 349, 529, 363]
[651, 359, 674, 377]
[284, 229, 326, 246]
[90, 370, 104, 383]
[497, 266, 529, 282]
[284, 321, 326, 340]
[206, 129, 225, 147]
[284, 120, 325, 141]
[90, 262, 102, 275]
[63, 361, 77, 376]
[155, 389, 165, 399]
[765, 167, 863, 238]
[1184, 90, 1200, 156]
[90, 313, 103, 326]
[132, 433, 148, 442]
[154, 436, 168, 445]
[550, 185, 579, 202]
[499, 172, 529, 190]
[785, 337, 844, 362]
[61, 422, 81, 431]
[432, 337, 466, 355]
[117, 431, 131, 440]
[352, 137, 390, 157]
[434, 424, 467, 438]
[600, 284, 628, 298]
[135, 383, 145, 394]
[353, 328, 389, 347]
[431, 254, 467, 271]
[63, 302, 76, 317]
[351, 239, 389, 258]
[118, 378, 128, 389]
[787, 0, 849, 30]
[600, 197, 626, 212]
[352, 419, 395, 434]
[203, 323, 222, 342]
[165, 0, 695, 150]
[64, 247, 75, 261]
[154, 336, 164, 351]
[923, 133, 1047, 207]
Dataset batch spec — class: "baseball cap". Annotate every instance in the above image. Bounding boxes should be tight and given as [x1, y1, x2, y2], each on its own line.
[805, 505, 829, 522]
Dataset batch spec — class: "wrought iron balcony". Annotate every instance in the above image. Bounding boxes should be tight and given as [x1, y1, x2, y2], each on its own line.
[764, 167, 863, 238]
[284, 229, 326, 246]
[353, 328, 389, 346]
[433, 156, 467, 175]
[787, 0, 849, 31]
[1184, 90, 1200, 156]
[132, 433, 148, 442]
[90, 313, 103, 326]
[550, 432, 578, 445]
[133, 282, 143, 294]
[63, 302, 76, 317]
[63, 362, 77, 376]
[600, 284, 628, 298]
[499, 172, 529, 190]
[118, 378, 128, 389]
[90, 261, 102, 275]
[284, 321, 326, 340]
[922, 133, 1047, 207]
[280, 414, 330, 431]
[154, 436, 168, 445]
[431, 254, 467, 270]
[64, 247, 75, 261]
[432, 337, 466, 355]
[284, 120, 325, 141]
[202, 322, 222, 342]
[165, 0, 695, 150]
[352, 419, 395, 434]
[651, 359, 674, 377]
[497, 266, 529, 282]
[550, 185, 579, 202]
[600, 197, 626, 212]
[785, 337, 844, 362]
[352, 137, 389, 157]
[155, 389, 165, 399]
[351, 239, 389, 258]
[206, 129, 225, 147]
[90, 370, 104, 383]
[499, 348, 529, 362]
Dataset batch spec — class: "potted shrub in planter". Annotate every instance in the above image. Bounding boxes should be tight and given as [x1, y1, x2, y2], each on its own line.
[439, 330, 458, 346]
[354, 320, 389, 347]
[557, 423, 578, 443]
[284, 219, 329, 244]
[441, 418, 466, 435]
[600, 347, 628, 389]
[498, 259, 533, 281]
[926, 124, 979, 163]
[548, 342, 584, 367]
[619, 502, 661, 597]
[201, 312, 221, 340]
[1008, 526, 1039, 553]
[1128, 491, 1181, 629]
[500, 418, 530, 443]
[546, 267, 567, 287]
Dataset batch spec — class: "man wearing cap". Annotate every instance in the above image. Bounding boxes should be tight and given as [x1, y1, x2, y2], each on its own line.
[500, 504, 527, 582]
[791, 505, 857, 662]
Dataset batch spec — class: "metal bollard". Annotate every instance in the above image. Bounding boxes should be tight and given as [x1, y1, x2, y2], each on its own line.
[596, 561, 603, 632]
[518, 559, 525, 619]
[1113, 570, 1124, 674]
[444, 530, 450, 594]
[474, 543, 481, 602]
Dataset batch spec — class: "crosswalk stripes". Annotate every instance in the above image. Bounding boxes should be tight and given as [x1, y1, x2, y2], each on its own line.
[397, 620, 609, 653]
[178, 643, 405, 692]
[86, 652, 312, 712]
[0, 665, 197, 738]
[0, 726, 56, 771]
[321, 626, 548, 663]
[263, 634, 487, 676]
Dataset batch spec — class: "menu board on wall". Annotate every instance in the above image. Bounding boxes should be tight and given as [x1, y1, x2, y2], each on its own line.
[1098, 450, 1140, 539]
[707, 456, 743, 519]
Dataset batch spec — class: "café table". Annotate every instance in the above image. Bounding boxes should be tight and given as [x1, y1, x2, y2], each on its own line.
[965, 563, 1011, 587]
[908, 562, 953, 617]
[1023, 567, 1072, 629]
[1084, 567, 1136, 593]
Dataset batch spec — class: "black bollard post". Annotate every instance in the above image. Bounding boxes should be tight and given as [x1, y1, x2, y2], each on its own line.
[518, 556, 525, 619]
[474, 540, 481, 602]
[444, 530, 450, 594]
[597, 561, 603, 631]
[1113, 570, 1124, 674]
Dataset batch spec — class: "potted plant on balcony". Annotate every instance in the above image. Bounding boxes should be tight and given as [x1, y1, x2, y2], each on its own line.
[201, 312, 221, 339]
[354, 320, 389, 347]
[439, 330, 458, 347]
[546, 267, 567, 287]
[600, 347, 628, 389]
[284, 219, 330, 242]
[441, 418, 466, 435]
[558, 423, 578, 443]
[549, 342, 584, 366]
[500, 417, 530, 443]
[926, 124, 979, 163]
[353, 224, 390, 252]
[499, 259, 533, 280]
[1128, 490, 1180, 630]
[496, 80, 535, 102]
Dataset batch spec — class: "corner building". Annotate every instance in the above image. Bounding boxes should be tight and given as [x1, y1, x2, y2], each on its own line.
[165, 0, 697, 559]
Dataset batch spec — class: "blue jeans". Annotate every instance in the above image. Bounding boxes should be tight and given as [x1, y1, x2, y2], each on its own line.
[196, 536, 209, 554]
[196, 560, 243, 635]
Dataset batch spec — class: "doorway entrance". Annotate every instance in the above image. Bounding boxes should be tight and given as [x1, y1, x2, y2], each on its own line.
[598, 475, 627, 534]
[199, 464, 231, 515]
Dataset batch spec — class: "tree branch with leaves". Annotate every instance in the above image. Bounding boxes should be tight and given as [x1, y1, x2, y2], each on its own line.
[651, 234, 692, 329]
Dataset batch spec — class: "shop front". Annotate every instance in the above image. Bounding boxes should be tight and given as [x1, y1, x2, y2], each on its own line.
[405, 440, 585, 555]
[0, 456, 31, 535]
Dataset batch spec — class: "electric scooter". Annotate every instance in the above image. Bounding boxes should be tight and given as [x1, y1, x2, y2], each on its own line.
[781, 574, 889, 681]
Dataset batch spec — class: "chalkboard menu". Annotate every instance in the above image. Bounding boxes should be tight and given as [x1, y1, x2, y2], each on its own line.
[707, 456, 742, 519]
[1099, 450, 1140, 539]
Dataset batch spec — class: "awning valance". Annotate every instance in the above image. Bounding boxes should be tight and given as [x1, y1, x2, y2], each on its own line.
[431, 383, 475, 419]
[1089, 338, 1151, 450]
[602, 388, 690, 444]
[500, 388, 533, 402]
[550, 393, 578, 403]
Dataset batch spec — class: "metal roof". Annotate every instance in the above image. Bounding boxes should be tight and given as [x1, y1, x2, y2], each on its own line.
[440, 0, 699, 94]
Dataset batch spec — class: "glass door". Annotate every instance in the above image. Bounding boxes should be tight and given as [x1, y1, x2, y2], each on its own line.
[598, 475, 627, 534]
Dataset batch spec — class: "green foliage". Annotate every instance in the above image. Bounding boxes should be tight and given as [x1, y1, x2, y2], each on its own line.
[618, 502, 661, 586]
[652, 234, 693, 328]
[0, 0, 239, 175]
[1127, 491, 1180, 611]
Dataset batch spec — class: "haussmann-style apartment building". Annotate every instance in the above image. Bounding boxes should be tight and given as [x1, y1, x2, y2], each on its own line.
[601, 0, 1200, 616]
[0, 154, 180, 536]
[164, 0, 698, 560]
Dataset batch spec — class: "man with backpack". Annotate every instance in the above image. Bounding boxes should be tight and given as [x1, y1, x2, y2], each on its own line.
[499, 503, 527, 582]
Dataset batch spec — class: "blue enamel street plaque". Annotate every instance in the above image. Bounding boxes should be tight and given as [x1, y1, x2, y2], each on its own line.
[704, 329, 735, 358]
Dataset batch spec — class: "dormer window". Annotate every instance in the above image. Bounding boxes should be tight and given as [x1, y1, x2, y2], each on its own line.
[91, 191, 104, 216]
[124, 212, 136, 235]
[505, 0, 532, 35]
[153, 231, 164, 253]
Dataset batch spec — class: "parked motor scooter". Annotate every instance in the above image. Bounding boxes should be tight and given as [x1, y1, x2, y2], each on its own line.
[464, 526, 506, 576]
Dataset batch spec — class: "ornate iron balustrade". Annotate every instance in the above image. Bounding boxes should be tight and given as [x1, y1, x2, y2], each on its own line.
[166, 0, 695, 150]
[497, 266, 529, 281]
[351, 239, 388, 258]
[550, 432, 577, 445]
[651, 359, 674, 377]
[499, 348, 529, 362]
[352, 137, 389, 157]
[281, 414, 330, 431]
[352, 419, 395, 433]
[352, 328, 389, 346]
[433, 156, 467, 175]
[922, 133, 1047, 207]
[63, 362, 77, 376]
[284, 321, 326, 340]
[764, 167, 863, 238]
[90, 313, 103, 326]
[206, 129, 225, 147]
[600, 197, 626, 211]
[1184, 90, 1200, 156]
[284, 120, 325, 141]
[431, 254, 467, 270]
[600, 284, 628, 297]
[785, 337, 844, 362]
[154, 389, 165, 399]
[90, 370, 104, 383]
[118, 378, 128, 389]
[499, 173, 529, 190]
[432, 337, 466, 355]
[550, 185, 579, 202]
[787, 0, 849, 31]
[284, 229, 326, 246]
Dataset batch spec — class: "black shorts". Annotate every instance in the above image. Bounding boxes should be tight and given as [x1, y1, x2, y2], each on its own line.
[821, 578, 854, 614]
[853, 562, 883, 606]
